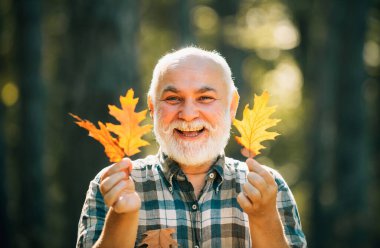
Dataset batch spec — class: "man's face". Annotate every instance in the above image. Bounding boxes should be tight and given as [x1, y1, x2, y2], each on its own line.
[150, 58, 235, 166]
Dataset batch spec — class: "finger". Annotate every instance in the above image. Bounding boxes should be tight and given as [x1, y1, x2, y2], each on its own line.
[243, 183, 262, 204]
[100, 171, 126, 195]
[103, 180, 128, 207]
[101, 158, 132, 180]
[237, 192, 254, 211]
[113, 191, 141, 214]
[247, 172, 268, 193]
[123, 176, 136, 193]
[246, 158, 275, 186]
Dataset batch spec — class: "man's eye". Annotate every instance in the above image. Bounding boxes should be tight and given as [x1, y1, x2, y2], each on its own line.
[164, 96, 182, 104]
[198, 96, 215, 103]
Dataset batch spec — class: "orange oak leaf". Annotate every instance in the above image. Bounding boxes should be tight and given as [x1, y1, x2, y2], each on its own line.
[106, 89, 153, 156]
[70, 113, 125, 162]
[138, 228, 179, 248]
[70, 88, 152, 162]
[233, 91, 281, 158]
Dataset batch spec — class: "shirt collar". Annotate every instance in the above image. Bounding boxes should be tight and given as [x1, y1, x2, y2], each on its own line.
[158, 151, 225, 187]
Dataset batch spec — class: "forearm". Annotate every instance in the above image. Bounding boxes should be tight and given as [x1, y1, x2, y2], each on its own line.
[249, 210, 289, 248]
[94, 209, 139, 248]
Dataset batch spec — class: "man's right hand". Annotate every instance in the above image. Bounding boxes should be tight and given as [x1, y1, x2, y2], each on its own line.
[94, 158, 141, 247]
[99, 158, 141, 214]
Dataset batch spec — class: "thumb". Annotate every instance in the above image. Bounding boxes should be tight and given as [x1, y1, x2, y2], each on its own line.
[120, 157, 133, 179]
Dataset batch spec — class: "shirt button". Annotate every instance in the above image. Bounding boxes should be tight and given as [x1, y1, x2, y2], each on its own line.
[192, 204, 197, 210]
[209, 173, 215, 179]
[194, 246, 199, 248]
[168, 186, 173, 192]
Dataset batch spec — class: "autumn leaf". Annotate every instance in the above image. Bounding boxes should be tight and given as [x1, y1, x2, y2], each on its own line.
[233, 91, 281, 158]
[70, 88, 152, 162]
[70, 113, 125, 162]
[138, 228, 179, 248]
[106, 89, 152, 156]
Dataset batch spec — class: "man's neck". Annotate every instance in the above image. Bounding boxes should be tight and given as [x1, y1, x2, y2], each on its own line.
[179, 165, 209, 175]
[179, 159, 214, 175]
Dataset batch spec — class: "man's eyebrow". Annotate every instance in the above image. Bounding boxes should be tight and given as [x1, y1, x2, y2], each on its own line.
[197, 86, 216, 93]
[161, 85, 217, 95]
[162, 85, 179, 94]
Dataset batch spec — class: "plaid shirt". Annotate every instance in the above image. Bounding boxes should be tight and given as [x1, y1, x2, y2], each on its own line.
[77, 153, 307, 248]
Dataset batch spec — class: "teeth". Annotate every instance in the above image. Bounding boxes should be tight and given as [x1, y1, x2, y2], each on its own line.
[182, 132, 199, 137]
[177, 127, 203, 132]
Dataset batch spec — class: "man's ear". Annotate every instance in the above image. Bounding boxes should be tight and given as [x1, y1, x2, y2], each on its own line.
[148, 95, 154, 118]
[229, 90, 239, 121]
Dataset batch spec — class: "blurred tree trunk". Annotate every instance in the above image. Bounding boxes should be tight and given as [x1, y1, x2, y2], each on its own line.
[14, 0, 46, 247]
[212, 0, 245, 90]
[304, 1, 344, 246]
[0, 107, 9, 248]
[177, 0, 195, 45]
[375, 64, 380, 247]
[301, 0, 371, 247]
[334, 1, 370, 246]
[0, 3, 10, 247]
[53, 0, 140, 246]
[372, 2, 380, 246]
[286, 1, 311, 75]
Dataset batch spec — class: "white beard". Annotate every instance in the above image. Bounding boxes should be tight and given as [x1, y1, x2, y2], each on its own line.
[153, 110, 231, 166]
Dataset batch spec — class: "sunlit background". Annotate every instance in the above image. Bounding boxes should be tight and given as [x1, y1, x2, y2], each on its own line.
[1, 0, 379, 247]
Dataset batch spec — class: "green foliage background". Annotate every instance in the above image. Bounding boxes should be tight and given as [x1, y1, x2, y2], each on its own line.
[0, 0, 379, 247]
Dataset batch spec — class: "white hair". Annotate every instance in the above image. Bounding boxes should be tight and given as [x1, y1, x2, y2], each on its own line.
[148, 47, 237, 104]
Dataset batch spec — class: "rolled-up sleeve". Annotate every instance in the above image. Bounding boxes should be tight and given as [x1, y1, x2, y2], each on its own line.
[273, 170, 307, 248]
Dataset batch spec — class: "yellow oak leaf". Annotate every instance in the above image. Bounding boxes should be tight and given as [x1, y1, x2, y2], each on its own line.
[70, 113, 125, 162]
[106, 89, 153, 156]
[70, 88, 152, 162]
[138, 228, 179, 248]
[233, 91, 281, 158]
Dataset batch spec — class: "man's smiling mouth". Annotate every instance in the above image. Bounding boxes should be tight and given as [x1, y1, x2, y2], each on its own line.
[174, 127, 206, 137]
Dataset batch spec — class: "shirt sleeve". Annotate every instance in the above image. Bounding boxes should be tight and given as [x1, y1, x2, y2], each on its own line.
[272, 170, 307, 248]
[76, 173, 109, 248]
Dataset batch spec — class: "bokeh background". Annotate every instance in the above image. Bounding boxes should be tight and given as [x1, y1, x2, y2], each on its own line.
[1, 0, 379, 247]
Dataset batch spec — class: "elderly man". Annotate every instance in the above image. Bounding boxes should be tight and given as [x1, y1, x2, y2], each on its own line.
[77, 47, 307, 248]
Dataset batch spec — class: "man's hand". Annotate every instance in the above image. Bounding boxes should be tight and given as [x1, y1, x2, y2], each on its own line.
[237, 158, 278, 218]
[237, 158, 289, 248]
[99, 158, 141, 214]
[95, 158, 141, 247]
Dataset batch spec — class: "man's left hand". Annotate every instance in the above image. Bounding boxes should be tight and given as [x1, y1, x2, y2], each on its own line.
[237, 158, 278, 218]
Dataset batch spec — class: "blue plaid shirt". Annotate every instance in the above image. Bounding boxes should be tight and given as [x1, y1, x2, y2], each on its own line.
[77, 153, 307, 248]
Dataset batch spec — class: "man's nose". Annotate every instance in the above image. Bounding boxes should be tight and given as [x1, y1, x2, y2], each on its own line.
[178, 100, 199, 121]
